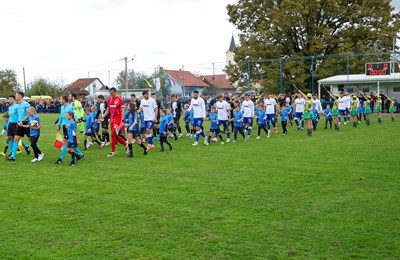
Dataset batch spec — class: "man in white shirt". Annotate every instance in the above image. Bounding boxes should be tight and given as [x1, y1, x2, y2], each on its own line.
[187, 90, 206, 145]
[137, 90, 158, 149]
[241, 93, 254, 138]
[293, 92, 306, 130]
[344, 92, 352, 123]
[216, 94, 231, 142]
[338, 92, 348, 125]
[263, 93, 279, 134]
[312, 94, 323, 121]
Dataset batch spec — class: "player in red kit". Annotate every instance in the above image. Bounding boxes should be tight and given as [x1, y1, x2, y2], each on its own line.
[101, 87, 127, 157]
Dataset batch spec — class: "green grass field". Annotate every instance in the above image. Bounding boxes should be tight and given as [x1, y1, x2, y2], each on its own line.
[0, 113, 399, 259]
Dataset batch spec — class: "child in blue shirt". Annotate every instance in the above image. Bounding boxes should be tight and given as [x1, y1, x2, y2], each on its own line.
[183, 104, 191, 137]
[205, 106, 223, 145]
[159, 109, 173, 152]
[256, 104, 268, 139]
[166, 107, 177, 140]
[189, 107, 195, 138]
[324, 104, 332, 129]
[25, 107, 44, 162]
[285, 102, 293, 126]
[232, 105, 246, 143]
[0, 113, 10, 156]
[127, 102, 148, 157]
[83, 107, 102, 150]
[312, 103, 319, 131]
[357, 101, 365, 123]
[280, 105, 288, 135]
[66, 111, 78, 166]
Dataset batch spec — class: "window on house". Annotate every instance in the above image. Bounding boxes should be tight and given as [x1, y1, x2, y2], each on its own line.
[393, 87, 400, 92]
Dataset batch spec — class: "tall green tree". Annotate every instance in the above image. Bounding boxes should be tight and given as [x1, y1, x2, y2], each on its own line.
[26, 78, 61, 98]
[0, 69, 20, 97]
[227, 0, 400, 92]
[114, 69, 153, 90]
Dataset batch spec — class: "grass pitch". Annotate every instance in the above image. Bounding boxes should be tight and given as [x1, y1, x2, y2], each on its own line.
[0, 113, 399, 259]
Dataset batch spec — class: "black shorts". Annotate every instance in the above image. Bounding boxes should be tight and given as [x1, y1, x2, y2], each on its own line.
[7, 123, 17, 137]
[67, 142, 77, 148]
[62, 126, 68, 140]
[101, 120, 109, 129]
[174, 116, 181, 124]
[15, 121, 30, 137]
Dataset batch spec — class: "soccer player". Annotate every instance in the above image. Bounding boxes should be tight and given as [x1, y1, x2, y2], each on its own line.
[69, 94, 85, 133]
[285, 102, 293, 126]
[280, 104, 288, 135]
[293, 91, 306, 130]
[65, 111, 78, 166]
[0, 113, 10, 156]
[137, 90, 158, 150]
[25, 107, 44, 162]
[159, 109, 173, 152]
[165, 107, 176, 140]
[324, 104, 333, 129]
[344, 92, 352, 123]
[303, 93, 314, 136]
[350, 96, 359, 128]
[101, 87, 127, 157]
[241, 93, 254, 139]
[332, 94, 340, 130]
[95, 95, 110, 146]
[216, 94, 231, 142]
[187, 90, 206, 146]
[205, 106, 222, 145]
[264, 93, 279, 135]
[171, 94, 183, 139]
[232, 105, 246, 143]
[126, 102, 148, 157]
[4, 96, 18, 159]
[365, 99, 372, 126]
[256, 104, 268, 139]
[338, 92, 347, 125]
[83, 107, 102, 150]
[389, 97, 396, 122]
[376, 96, 383, 123]
[183, 104, 191, 137]
[55, 96, 84, 164]
[7, 92, 31, 161]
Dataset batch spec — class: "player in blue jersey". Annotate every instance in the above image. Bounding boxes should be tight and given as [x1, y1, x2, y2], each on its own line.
[232, 105, 246, 143]
[312, 103, 319, 131]
[55, 96, 84, 164]
[183, 104, 191, 137]
[90, 105, 102, 145]
[83, 107, 102, 150]
[159, 109, 173, 152]
[285, 102, 293, 126]
[65, 111, 78, 166]
[324, 104, 333, 129]
[7, 92, 31, 161]
[256, 104, 268, 139]
[205, 106, 223, 145]
[126, 102, 148, 157]
[24, 107, 44, 162]
[280, 105, 289, 135]
[165, 107, 176, 140]
[189, 107, 195, 138]
[5, 96, 18, 159]
[0, 113, 10, 156]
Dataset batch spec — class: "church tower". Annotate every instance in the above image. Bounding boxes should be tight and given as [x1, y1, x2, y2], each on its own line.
[226, 35, 236, 80]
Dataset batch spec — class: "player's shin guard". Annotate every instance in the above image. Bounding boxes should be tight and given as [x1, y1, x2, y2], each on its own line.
[128, 143, 133, 155]
[146, 134, 153, 145]
[226, 131, 231, 139]
[21, 140, 29, 149]
[60, 145, 67, 160]
[247, 127, 252, 136]
[111, 133, 117, 152]
[8, 141, 14, 155]
[301, 119, 304, 128]
[294, 118, 299, 127]
[195, 130, 201, 142]
[11, 141, 18, 159]
[266, 122, 270, 130]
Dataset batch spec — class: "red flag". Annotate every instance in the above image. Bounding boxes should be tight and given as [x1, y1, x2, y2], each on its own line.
[54, 132, 64, 149]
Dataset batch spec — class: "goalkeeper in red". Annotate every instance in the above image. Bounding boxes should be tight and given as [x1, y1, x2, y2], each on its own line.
[101, 87, 127, 157]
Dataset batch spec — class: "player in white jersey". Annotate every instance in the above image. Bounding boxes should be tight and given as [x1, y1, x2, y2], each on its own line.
[293, 92, 306, 130]
[215, 94, 231, 142]
[137, 90, 158, 149]
[187, 90, 206, 145]
[338, 92, 348, 125]
[344, 92, 352, 123]
[263, 93, 279, 134]
[241, 93, 254, 139]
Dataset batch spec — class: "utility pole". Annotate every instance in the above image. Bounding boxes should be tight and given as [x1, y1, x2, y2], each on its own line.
[23, 67, 26, 93]
[124, 57, 128, 90]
